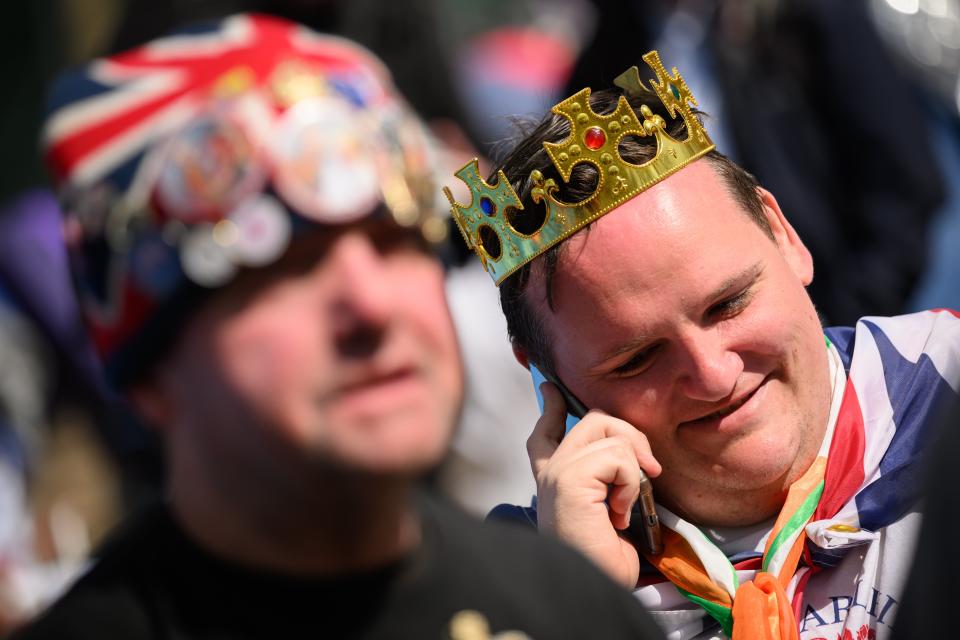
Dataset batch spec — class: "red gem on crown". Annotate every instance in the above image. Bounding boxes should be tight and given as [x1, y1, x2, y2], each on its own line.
[583, 126, 606, 150]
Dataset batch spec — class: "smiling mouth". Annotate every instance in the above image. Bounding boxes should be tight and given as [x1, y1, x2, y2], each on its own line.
[687, 387, 758, 424]
[340, 367, 417, 394]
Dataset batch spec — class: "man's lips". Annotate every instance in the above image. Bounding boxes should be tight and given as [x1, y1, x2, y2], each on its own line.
[329, 365, 428, 414]
[338, 366, 418, 395]
[680, 381, 766, 429]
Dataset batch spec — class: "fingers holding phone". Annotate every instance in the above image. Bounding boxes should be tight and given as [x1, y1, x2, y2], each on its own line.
[529, 380, 662, 587]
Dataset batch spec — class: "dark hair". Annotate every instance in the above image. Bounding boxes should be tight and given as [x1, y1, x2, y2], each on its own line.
[493, 87, 773, 373]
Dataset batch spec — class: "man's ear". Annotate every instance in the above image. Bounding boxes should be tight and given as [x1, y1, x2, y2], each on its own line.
[512, 343, 530, 369]
[757, 187, 814, 286]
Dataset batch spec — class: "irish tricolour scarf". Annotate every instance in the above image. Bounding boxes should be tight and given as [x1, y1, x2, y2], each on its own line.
[642, 310, 960, 639]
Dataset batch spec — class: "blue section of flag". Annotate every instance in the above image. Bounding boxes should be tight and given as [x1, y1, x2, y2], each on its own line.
[854, 320, 956, 531]
[46, 71, 115, 115]
[810, 547, 850, 568]
[329, 75, 368, 107]
[108, 150, 147, 192]
[824, 325, 855, 373]
[165, 19, 223, 36]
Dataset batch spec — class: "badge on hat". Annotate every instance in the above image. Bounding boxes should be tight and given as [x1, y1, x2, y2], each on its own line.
[270, 97, 381, 223]
[155, 115, 266, 223]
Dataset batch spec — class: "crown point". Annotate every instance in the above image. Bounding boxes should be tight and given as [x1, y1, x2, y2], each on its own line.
[584, 127, 606, 150]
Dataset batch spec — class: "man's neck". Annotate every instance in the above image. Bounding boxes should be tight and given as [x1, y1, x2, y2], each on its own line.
[167, 451, 421, 577]
[665, 481, 793, 529]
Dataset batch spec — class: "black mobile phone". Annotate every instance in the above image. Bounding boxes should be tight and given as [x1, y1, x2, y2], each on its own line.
[530, 364, 662, 555]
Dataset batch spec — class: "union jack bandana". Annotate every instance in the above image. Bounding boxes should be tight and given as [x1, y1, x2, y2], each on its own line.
[42, 13, 447, 384]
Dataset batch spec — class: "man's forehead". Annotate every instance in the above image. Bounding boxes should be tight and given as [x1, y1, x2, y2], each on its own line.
[543, 163, 746, 289]
[528, 161, 773, 358]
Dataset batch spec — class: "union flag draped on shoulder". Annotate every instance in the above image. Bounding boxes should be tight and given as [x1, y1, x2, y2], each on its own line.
[816, 308, 960, 542]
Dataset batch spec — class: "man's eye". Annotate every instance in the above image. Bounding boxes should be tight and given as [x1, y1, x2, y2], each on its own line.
[612, 344, 661, 376]
[709, 289, 753, 319]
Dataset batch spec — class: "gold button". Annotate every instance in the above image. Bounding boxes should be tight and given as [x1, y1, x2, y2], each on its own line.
[827, 524, 860, 533]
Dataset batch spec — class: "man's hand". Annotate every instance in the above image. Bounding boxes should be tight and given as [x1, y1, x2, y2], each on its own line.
[528, 382, 662, 588]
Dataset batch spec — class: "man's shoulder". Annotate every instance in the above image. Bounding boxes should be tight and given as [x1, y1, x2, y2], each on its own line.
[416, 493, 662, 637]
[421, 494, 560, 562]
[12, 503, 173, 639]
[828, 309, 960, 378]
[842, 309, 960, 344]
[420, 493, 597, 584]
[73, 501, 174, 585]
[12, 578, 152, 640]
[419, 495, 636, 593]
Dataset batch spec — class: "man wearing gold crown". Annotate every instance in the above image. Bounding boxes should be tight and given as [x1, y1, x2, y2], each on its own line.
[11, 14, 666, 640]
[446, 52, 960, 639]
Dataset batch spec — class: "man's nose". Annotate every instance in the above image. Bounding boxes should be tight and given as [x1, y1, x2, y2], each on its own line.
[676, 328, 743, 402]
[326, 232, 393, 341]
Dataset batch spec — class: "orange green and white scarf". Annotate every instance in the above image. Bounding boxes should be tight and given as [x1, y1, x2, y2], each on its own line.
[642, 338, 845, 639]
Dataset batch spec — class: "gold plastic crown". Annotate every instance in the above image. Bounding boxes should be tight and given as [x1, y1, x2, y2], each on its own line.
[444, 50, 715, 285]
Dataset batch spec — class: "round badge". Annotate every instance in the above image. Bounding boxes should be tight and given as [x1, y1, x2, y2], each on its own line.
[270, 97, 380, 223]
[225, 195, 292, 267]
[155, 116, 265, 222]
[179, 225, 237, 287]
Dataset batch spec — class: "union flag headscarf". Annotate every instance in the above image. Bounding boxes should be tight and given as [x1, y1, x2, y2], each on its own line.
[42, 13, 447, 385]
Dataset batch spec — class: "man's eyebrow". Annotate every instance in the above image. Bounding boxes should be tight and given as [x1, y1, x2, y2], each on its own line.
[589, 262, 765, 371]
[706, 262, 764, 302]
[591, 336, 654, 371]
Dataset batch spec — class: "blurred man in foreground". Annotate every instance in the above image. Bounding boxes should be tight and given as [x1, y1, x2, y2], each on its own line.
[448, 51, 960, 639]
[14, 14, 664, 639]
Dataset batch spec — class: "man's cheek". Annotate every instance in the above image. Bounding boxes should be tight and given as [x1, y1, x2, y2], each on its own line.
[599, 381, 663, 422]
[228, 334, 309, 403]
